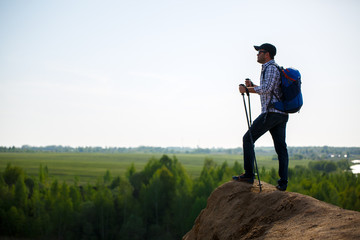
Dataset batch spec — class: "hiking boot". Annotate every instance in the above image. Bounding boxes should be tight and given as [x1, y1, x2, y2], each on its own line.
[232, 173, 254, 184]
[276, 184, 287, 191]
[276, 179, 288, 191]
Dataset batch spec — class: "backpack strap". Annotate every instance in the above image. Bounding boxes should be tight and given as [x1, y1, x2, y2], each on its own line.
[262, 64, 282, 112]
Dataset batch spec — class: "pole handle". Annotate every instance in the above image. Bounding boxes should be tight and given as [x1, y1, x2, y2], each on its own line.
[239, 84, 249, 96]
[245, 78, 254, 87]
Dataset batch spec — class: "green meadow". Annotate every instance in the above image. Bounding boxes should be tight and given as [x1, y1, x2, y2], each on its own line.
[0, 152, 311, 184]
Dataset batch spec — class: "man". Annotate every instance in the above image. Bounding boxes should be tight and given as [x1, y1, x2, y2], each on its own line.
[235, 43, 289, 191]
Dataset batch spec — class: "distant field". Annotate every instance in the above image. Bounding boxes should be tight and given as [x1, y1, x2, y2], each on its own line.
[0, 152, 311, 184]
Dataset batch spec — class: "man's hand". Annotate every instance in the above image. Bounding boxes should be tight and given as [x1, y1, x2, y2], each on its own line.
[239, 84, 247, 94]
[239, 82, 257, 95]
[245, 79, 253, 87]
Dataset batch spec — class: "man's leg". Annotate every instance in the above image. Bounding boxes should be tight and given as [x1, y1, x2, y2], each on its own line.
[243, 113, 277, 176]
[269, 113, 289, 189]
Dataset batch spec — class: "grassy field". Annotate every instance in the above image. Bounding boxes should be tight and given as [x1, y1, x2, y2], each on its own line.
[0, 152, 311, 184]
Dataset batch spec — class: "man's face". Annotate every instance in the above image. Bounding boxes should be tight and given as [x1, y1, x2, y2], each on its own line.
[257, 49, 267, 64]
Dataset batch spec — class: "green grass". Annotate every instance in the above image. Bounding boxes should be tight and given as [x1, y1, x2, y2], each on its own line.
[0, 152, 311, 184]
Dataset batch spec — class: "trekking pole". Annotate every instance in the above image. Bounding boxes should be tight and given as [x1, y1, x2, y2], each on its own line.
[240, 84, 251, 128]
[239, 84, 262, 192]
[245, 79, 252, 125]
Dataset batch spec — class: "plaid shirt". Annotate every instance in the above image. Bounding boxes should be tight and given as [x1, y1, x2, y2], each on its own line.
[254, 60, 286, 114]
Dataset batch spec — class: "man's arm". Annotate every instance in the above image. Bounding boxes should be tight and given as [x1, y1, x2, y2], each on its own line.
[239, 79, 259, 94]
[239, 85, 258, 94]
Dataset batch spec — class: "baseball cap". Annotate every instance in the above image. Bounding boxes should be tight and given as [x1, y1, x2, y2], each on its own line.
[254, 43, 277, 57]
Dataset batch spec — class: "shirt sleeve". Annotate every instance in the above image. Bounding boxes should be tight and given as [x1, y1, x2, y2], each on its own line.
[254, 65, 279, 94]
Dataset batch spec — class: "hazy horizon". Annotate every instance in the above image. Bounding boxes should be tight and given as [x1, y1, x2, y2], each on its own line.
[2, 144, 359, 149]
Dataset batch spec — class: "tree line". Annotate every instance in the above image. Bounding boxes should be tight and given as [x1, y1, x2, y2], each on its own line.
[0, 156, 359, 239]
[1, 145, 360, 160]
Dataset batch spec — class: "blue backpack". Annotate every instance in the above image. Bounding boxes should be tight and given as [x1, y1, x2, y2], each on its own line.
[266, 65, 303, 113]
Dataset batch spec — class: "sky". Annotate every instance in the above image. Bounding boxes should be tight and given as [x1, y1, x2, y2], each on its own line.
[1, 0, 360, 148]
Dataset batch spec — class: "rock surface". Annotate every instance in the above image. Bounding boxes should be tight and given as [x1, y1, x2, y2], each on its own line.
[183, 181, 360, 240]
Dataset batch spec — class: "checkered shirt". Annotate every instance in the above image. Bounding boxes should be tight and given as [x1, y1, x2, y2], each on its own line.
[254, 60, 287, 114]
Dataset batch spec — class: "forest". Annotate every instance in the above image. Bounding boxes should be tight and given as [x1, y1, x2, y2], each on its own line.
[0, 155, 359, 240]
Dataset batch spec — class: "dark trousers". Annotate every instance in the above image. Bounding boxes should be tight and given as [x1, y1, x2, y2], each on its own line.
[243, 112, 289, 184]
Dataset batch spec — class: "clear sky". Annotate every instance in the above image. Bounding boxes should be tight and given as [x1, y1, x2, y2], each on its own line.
[1, 0, 359, 148]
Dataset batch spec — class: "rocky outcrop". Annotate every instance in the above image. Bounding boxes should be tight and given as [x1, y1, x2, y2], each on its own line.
[183, 181, 360, 240]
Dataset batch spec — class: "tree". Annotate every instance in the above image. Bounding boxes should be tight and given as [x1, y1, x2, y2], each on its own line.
[103, 170, 112, 184]
[126, 163, 136, 179]
[52, 182, 73, 239]
[324, 162, 337, 173]
[114, 177, 134, 225]
[24, 177, 35, 199]
[233, 161, 244, 175]
[3, 163, 24, 187]
[14, 176, 27, 210]
[6, 206, 26, 236]
[141, 166, 175, 227]
[119, 214, 145, 240]
[69, 185, 81, 212]
[78, 201, 97, 239]
[94, 187, 115, 240]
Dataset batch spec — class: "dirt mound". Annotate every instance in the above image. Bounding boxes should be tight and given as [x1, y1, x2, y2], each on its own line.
[183, 181, 360, 240]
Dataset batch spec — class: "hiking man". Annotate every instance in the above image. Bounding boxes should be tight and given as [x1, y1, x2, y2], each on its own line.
[235, 43, 289, 191]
